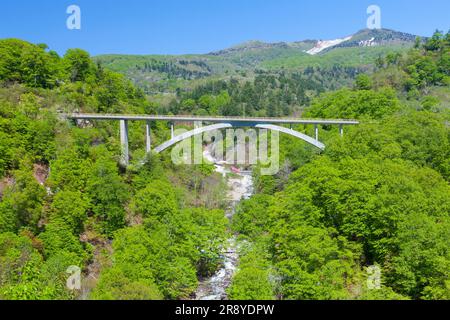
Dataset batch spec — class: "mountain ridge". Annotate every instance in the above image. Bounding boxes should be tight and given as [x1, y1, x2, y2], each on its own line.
[94, 28, 424, 94]
[207, 28, 423, 56]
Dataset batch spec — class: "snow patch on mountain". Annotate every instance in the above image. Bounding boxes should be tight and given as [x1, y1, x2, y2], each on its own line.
[306, 35, 353, 55]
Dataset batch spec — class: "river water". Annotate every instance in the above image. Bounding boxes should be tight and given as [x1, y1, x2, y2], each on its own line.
[194, 148, 254, 300]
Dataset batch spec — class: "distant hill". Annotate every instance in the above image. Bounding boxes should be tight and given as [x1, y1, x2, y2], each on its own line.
[209, 29, 420, 56]
[94, 28, 423, 94]
[205, 28, 421, 68]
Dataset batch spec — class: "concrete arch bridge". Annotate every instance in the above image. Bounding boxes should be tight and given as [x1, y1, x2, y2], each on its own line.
[64, 114, 359, 166]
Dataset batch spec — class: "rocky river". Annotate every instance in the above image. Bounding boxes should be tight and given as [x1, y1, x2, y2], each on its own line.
[194, 148, 254, 300]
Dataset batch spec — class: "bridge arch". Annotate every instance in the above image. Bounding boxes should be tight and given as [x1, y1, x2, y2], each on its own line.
[154, 123, 233, 153]
[255, 124, 325, 150]
[154, 123, 325, 154]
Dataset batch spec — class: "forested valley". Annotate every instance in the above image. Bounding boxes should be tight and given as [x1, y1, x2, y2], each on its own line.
[0, 30, 449, 300]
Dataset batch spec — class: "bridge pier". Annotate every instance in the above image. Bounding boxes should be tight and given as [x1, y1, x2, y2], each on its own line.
[171, 123, 174, 139]
[146, 121, 151, 153]
[120, 120, 129, 166]
[339, 125, 344, 137]
[315, 125, 319, 141]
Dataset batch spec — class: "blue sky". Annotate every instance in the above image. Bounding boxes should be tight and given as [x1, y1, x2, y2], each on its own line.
[0, 0, 448, 56]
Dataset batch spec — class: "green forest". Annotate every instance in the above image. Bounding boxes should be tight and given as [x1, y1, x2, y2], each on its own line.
[0, 30, 449, 300]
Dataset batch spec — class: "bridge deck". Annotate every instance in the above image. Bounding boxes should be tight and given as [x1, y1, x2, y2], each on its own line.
[64, 113, 360, 125]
